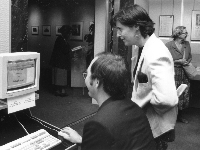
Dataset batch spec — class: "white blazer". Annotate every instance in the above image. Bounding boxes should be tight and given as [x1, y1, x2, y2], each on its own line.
[132, 34, 178, 138]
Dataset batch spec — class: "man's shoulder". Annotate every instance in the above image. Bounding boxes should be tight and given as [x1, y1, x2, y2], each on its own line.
[99, 98, 141, 112]
[93, 99, 146, 124]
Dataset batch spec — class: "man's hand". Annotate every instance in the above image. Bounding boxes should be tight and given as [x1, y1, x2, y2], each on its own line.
[58, 127, 82, 144]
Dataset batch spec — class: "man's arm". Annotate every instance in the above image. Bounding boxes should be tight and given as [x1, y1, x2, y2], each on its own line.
[81, 121, 113, 150]
[58, 121, 113, 150]
[58, 127, 82, 143]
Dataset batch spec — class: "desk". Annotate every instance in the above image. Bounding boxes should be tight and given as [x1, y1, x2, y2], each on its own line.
[0, 108, 77, 150]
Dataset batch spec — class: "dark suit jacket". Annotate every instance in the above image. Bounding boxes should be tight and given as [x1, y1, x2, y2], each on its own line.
[81, 97, 156, 150]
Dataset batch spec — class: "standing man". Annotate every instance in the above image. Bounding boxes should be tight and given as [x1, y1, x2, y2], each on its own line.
[112, 4, 178, 150]
[59, 52, 156, 150]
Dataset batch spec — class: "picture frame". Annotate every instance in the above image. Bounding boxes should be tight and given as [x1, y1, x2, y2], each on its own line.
[56, 25, 62, 35]
[70, 22, 83, 40]
[159, 15, 174, 37]
[31, 26, 39, 35]
[42, 25, 51, 36]
[191, 11, 200, 41]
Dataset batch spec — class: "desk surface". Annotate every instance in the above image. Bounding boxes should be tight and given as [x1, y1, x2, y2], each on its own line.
[0, 109, 75, 150]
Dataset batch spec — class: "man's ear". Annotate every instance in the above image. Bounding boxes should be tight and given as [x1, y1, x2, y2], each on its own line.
[95, 79, 100, 88]
[135, 25, 139, 30]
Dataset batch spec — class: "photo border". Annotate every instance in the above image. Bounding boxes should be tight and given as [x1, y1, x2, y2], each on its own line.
[31, 26, 39, 35]
[56, 25, 62, 36]
[191, 11, 200, 41]
[70, 22, 83, 40]
[42, 25, 51, 36]
[159, 15, 174, 37]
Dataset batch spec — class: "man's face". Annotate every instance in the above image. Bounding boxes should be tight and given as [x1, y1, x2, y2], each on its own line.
[116, 21, 137, 46]
[85, 57, 98, 99]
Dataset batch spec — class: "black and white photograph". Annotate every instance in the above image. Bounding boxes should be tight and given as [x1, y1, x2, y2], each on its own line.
[42, 25, 51, 36]
[70, 22, 83, 40]
[31, 26, 39, 35]
[1, 1, 200, 150]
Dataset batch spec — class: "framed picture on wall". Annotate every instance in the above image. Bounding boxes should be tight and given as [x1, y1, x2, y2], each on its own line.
[32, 26, 39, 35]
[191, 11, 200, 41]
[56, 25, 62, 35]
[42, 25, 51, 36]
[159, 15, 174, 37]
[70, 22, 83, 40]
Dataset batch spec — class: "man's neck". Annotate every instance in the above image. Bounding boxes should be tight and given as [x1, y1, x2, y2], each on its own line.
[96, 92, 110, 107]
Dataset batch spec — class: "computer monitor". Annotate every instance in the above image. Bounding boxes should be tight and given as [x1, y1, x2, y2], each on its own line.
[0, 52, 40, 99]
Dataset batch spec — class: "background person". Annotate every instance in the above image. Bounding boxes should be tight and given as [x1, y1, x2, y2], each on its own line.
[112, 4, 178, 150]
[165, 26, 200, 81]
[49, 25, 73, 97]
[59, 52, 156, 150]
[84, 23, 95, 68]
[165, 26, 199, 123]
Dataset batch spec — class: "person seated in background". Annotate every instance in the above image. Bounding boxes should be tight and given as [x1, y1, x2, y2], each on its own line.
[59, 52, 156, 150]
[165, 26, 197, 124]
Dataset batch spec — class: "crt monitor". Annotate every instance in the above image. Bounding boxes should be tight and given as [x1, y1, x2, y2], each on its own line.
[0, 52, 40, 99]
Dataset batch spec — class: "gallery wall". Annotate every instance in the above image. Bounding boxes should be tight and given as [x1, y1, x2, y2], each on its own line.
[28, 0, 94, 87]
[149, 0, 200, 66]
[28, 0, 94, 68]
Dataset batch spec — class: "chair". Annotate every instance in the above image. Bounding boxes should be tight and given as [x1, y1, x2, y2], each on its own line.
[177, 84, 188, 97]
[175, 84, 188, 113]
[174, 67, 190, 111]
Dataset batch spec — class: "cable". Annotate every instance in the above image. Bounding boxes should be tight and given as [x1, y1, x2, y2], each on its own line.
[64, 143, 77, 150]
[27, 109, 61, 132]
[65, 111, 96, 127]
[29, 116, 60, 133]
[28, 108, 96, 137]
[13, 113, 29, 135]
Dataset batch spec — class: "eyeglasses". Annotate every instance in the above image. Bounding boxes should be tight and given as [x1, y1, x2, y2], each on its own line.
[83, 72, 87, 79]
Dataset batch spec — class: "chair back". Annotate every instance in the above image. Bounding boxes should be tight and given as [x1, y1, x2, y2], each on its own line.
[177, 84, 188, 97]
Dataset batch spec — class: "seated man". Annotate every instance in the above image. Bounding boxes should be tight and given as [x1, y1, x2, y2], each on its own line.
[59, 52, 156, 150]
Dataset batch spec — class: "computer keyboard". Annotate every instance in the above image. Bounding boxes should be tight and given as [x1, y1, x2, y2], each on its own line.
[0, 129, 62, 150]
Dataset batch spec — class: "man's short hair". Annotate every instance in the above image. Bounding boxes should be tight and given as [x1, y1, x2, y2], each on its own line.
[90, 52, 130, 99]
[111, 4, 155, 38]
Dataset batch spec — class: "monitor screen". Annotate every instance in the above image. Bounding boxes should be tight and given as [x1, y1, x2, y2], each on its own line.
[7, 59, 36, 91]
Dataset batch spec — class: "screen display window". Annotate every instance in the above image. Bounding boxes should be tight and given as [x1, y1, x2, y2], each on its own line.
[7, 59, 36, 90]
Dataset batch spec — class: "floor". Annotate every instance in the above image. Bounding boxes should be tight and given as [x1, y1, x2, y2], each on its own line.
[30, 86, 98, 135]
